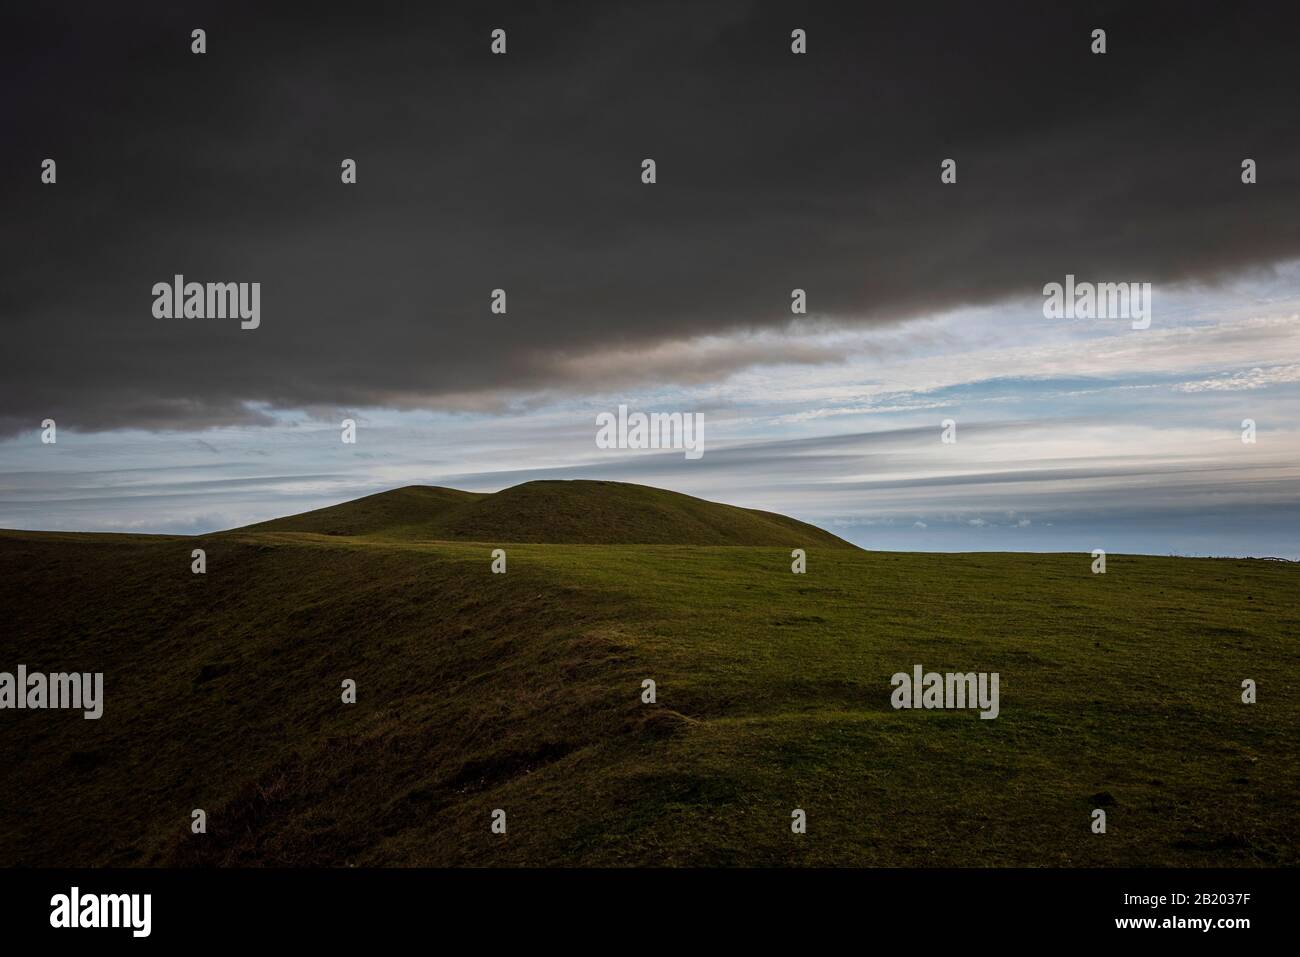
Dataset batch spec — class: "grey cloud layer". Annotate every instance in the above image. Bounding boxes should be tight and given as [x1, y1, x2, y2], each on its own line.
[3, 0, 1299, 434]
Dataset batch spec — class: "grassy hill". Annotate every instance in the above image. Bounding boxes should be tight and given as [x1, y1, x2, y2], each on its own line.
[239, 479, 858, 548]
[238, 485, 486, 539]
[1, 482, 1296, 867]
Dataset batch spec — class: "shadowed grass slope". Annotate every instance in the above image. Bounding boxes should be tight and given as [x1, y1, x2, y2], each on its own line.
[237, 480, 857, 548]
[1, 488, 1296, 867]
[237, 486, 486, 540]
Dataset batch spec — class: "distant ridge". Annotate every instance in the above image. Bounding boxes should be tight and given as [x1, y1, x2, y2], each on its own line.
[235, 479, 857, 548]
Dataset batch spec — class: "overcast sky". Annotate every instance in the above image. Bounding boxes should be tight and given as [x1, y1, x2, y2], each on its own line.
[2, 1, 1298, 555]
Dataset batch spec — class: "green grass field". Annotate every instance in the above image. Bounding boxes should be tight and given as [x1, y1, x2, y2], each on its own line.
[1, 482, 1296, 866]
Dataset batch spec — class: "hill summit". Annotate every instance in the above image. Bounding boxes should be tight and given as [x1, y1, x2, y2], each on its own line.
[236, 479, 856, 548]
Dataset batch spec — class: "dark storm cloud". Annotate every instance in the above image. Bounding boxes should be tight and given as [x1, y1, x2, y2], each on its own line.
[3, 0, 1298, 434]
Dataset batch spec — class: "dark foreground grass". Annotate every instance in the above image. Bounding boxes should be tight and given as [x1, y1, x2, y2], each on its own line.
[1, 528, 1296, 866]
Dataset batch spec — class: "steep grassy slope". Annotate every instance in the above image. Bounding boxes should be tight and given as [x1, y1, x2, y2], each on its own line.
[239, 485, 486, 539]
[0, 529, 637, 866]
[238, 480, 857, 548]
[1, 525, 1296, 867]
